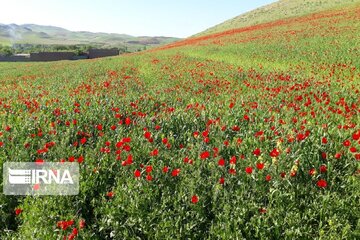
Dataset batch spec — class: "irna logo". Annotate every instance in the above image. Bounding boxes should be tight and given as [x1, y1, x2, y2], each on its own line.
[3, 162, 79, 196]
[8, 169, 74, 185]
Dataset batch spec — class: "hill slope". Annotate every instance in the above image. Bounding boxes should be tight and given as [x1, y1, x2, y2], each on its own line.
[196, 0, 360, 36]
[0, 23, 180, 50]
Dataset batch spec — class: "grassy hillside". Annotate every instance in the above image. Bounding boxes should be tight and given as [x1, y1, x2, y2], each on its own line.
[0, 23, 180, 51]
[0, 2, 359, 240]
[196, 0, 360, 36]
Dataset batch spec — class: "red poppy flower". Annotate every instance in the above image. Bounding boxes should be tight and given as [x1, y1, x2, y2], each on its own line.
[146, 166, 153, 173]
[123, 145, 131, 152]
[144, 131, 151, 139]
[125, 155, 133, 165]
[353, 131, 360, 140]
[72, 227, 78, 236]
[219, 177, 225, 185]
[229, 156, 236, 164]
[125, 117, 131, 125]
[317, 179, 327, 188]
[58, 220, 74, 231]
[259, 208, 267, 214]
[103, 81, 110, 88]
[79, 219, 85, 229]
[309, 168, 316, 176]
[80, 137, 87, 145]
[265, 175, 272, 182]
[106, 191, 114, 198]
[146, 175, 153, 181]
[116, 141, 123, 148]
[253, 148, 261, 156]
[77, 156, 84, 163]
[171, 168, 180, 177]
[15, 208, 23, 215]
[202, 130, 209, 137]
[343, 140, 351, 147]
[232, 125, 240, 131]
[245, 167, 253, 174]
[163, 166, 169, 173]
[319, 165, 327, 173]
[35, 159, 44, 165]
[200, 151, 210, 159]
[296, 133, 306, 141]
[270, 148, 280, 157]
[218, 158, 225, 166]
[134, 169, 141, 178]
[256, 162, 264, 170]
[150, 148, 159, 156]
[191, 195, 199, 204]
[30, 182, 39, 190]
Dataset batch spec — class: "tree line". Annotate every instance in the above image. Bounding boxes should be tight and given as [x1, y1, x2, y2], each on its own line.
[0, 44, 129, 56]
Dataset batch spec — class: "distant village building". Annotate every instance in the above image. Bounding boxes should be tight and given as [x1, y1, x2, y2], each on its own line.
[0, 54, 30, 62]
[30, 52, 75, 61]
[88, 48, 119, 59]
[0, 49, 120, 62]
[15, 53, 30, 57]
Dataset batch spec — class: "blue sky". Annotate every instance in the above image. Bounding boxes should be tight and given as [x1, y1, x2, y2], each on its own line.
[0, 0, 277, 37]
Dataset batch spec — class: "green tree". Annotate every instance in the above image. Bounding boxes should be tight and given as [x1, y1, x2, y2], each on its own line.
[0, 45, 14, 56]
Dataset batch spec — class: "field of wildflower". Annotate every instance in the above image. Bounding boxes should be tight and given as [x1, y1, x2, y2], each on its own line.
[0, 4, 360, 240]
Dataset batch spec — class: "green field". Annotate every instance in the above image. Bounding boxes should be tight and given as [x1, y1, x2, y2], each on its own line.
[0, 1, 359, 239]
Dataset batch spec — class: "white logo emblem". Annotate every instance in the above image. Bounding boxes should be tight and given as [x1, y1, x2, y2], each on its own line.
[8, 169, 74, 184]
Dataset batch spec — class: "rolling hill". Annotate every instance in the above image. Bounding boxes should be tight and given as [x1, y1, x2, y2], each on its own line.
[196, 0, 360, 36]
[0, 23, 180, 51]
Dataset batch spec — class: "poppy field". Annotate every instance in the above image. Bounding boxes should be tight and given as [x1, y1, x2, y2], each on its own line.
[1, 4, 360, 240]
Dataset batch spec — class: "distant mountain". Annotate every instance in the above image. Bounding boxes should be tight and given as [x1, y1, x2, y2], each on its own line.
[0, 23, 180, 51]
[195, 0, 360, 36]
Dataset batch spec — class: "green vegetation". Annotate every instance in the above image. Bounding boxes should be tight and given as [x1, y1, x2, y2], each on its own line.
[0, 45, 14, 56]
[11, 43, 127, 55]
[0, 1, 359, 239]
[0, 43, 127, 57]
[196, 0, 360, 36]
